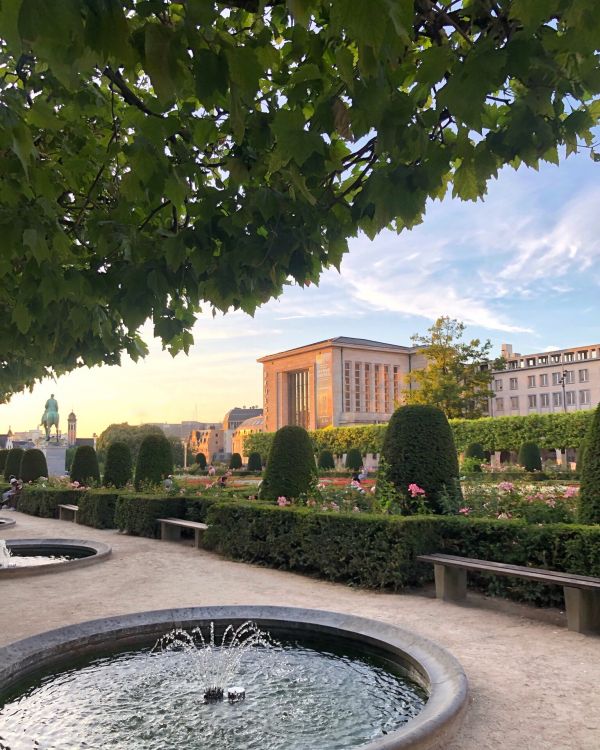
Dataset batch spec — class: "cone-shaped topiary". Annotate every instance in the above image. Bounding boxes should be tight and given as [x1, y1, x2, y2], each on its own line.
[0, 449, 9, 474]
[577, 439, 588, 475]
[134, 433, 173, 490]
[345, 448, 363, 471]
[380, 405, 462, 514]
[4, 448, 24, 480]
[195, 452, 207, 469]
[260, 425, 316, 500]
[229, 452, 242, 470]
[579, 404, 600, 524]
[518, 442, 542, 472]
[318, 449, 335, 470]
[70, 445, 101, 485]
[19, 449, 48, 483]
[247, 452, 262, 471]
[465, 442, 485, 460]
[103, 441, 132, 488]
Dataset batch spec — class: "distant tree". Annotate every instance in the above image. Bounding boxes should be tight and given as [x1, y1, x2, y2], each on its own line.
[96, 423, 165, 463]
[247, 452, 262, 472]
[20, 449, 48, 483]
[405, 317, 504, 419]
[134, 434, 173, 490]
[103, 441, 132, 489]
[229, 452, 243, 470]
[318, 449, 335, 470]
[169, 437, 185, 468]
[70, 446, 101, 485]
[65, 446, 76, 472]
[345, 448, 363, 471]
[195, 452, 207, 469]
[4, 448, 24, 480]
[579, 404, 600, 524]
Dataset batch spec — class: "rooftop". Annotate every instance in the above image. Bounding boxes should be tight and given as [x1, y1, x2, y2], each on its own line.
[258, 336, 413, 362]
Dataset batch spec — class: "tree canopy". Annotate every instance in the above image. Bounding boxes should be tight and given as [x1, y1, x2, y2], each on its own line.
[1, 0, 598, 399]
[95, 422, 164, 461]
[404, 316, 503, 418]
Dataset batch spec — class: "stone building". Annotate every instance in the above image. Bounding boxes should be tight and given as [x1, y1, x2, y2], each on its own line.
[491, 343, 600, 417]
[232, 415, 264, 461]
[258, 337, 427, 432]
[187, 407, 263, 463]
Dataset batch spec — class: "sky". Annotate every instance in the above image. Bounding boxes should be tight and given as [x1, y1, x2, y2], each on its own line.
[2, 151, 599, 437]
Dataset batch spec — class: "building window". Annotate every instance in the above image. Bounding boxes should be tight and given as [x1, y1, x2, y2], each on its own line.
[564, 352, 574, 362]
[344, 361, 351, 412]
[527, 375, 536, 388]
[510, 396, 519, 410]
[364, 364, 371, 412]
[393, 366, 402, 404]
[374, 364, 382, 412]
[566, 391, 576, 407]
[526, 358, 536, 367]
[495, 379, 503, 391]
[552, 372, 561, 386]
[509, 377, 518, 390]
[538, 355, 548, 365]
[508, 361, 519, 370]
[579, 369, 589, 383]
[354, 363, 361, 412]
[383, 365, 391, 412]
[288, 369, 309, 427]
[565, 370, 574, 384]
[540, 393, 550, 408]
[578, 350, 588, 360]
[528, 394, 537, 409]
[539, 373, 548, 387]
[551, 354, 561, 363]
[552, 391, 562, 408]
[496, 397, 504, 411]
[580, 390, 591, 405]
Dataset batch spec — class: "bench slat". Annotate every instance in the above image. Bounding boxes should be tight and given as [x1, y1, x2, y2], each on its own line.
[58, 504, 79, 511]
[158, 518, 208, 530]
[417, 554, 600, 591]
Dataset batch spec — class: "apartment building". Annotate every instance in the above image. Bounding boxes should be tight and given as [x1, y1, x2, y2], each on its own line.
[491, 343, 600, 417]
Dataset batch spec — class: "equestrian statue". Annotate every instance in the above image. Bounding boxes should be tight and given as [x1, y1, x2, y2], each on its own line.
[41, 394, 60, 442]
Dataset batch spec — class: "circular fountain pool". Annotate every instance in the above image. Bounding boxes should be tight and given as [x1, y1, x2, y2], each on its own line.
[0, 517, 15, 528]
[0, 538, 111, 577]
[0, 606, 467, 749]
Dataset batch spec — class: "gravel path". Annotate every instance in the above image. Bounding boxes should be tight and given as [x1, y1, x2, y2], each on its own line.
[1, 512, 599, 749]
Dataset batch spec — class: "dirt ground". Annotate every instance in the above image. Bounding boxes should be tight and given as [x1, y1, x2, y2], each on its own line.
[1, 511, 599, 749]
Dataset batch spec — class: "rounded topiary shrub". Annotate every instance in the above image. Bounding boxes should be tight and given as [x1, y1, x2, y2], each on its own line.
[380, 405, 462, 514]
[229, 452, 242, 470]
[134, 434, 173, 490]
[70, 445, 101, 485]
[247, 452, 262, 472]
[518, 441, 542, 472]
[260, 425, 316, 500]
[345, 448, 363, 471]
[465, 442, 485, 460]
[0, 449, 9, 474]
[19, 449, 48, 483]
[579, 404, 600, 524]
[318, 449, 335, 470]
[103, 441, 132, 488]
[4, 448, 24, 480]
[195, 452, 207, 469]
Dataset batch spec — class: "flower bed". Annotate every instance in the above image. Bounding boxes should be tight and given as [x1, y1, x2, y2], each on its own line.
[461, 481, 579, 523]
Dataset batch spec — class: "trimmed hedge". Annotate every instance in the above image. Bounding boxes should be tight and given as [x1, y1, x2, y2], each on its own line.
[229, 452, 242, 470]
[20, 449, 48, 482]
[204, 503, 600, 607]
[247, 452, 262, 471]
[4, 448, 24, 480]
[18, 487, 84, 517]
[135, 434, 173, 489]
[518, 442, 542, 472]
[345, 448, 363, 471]
[115, 494, 186, 537]
[317, 449, 335, 470]
[0, 449, 9, 474]
[579, 403, 600, 524]
[77, 490, 119, 529]
[465, 442, 485, 459]
[260, 425, 316, 500]
[70, 446, 101, 485]
[103, 441, 132, 488]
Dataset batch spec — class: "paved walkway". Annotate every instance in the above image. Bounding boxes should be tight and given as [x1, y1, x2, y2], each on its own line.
[1, 512, 599, 749]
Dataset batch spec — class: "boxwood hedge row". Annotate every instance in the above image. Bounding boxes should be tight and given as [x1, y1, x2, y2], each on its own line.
[18, 487, 84, 518]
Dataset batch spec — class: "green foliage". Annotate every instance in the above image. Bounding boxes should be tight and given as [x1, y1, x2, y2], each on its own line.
[77, 490, 119, 529]
[115, 495, 185, 538]
[65, 446, 76, 471]
[229, 452, 243, 470]
[0, 449, 8, 473]
[345, 448, 363, 471]
[70, 446, 101, 485]
[260, 426, 317, 500]
[405, 317, 503, 418]
[247, 452, 262, 472]
[169, 438, 185, 468]
[134, 434, 173, 490]
[195, 452, 207, 469]
[2, 2, 599, 399]
[317, 449, 335, 470]
[96, 424, 165, 463]
[465, 442, 486, 459]
[518, 442, 542, 472]
[380, 405, 462, 514]
[4, 448, 24, 479]
[19, 449, 48, 483]
[460, 456, 483, 474]
[18, 487, 83, 518]
[579, 404, 600, 524]
[103, 441, 132, 489]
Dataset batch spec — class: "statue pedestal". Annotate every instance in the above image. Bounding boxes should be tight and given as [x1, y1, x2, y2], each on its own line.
[43, 444, 67, 477]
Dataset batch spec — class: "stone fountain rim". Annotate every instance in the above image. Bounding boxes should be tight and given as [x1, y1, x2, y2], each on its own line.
[0, 605, 468, 750]
[0, 538, 111, 578]
[0, 517, 16, 528]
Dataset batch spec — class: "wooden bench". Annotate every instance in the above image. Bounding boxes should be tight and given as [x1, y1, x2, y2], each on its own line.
[158, 518, 208, 548]
[58, 504, 79, 522]
[417, 553, 600, 635]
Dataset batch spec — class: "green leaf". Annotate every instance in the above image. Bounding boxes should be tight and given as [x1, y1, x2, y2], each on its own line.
[13, 302, 32, 334]
[144, 23, 175, 103]
[509, 0, 559, 28]
[271, 109, 325, 165]
[225, 46, 262, 99]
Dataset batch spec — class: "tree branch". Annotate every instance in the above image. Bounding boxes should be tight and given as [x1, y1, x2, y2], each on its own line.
[102, 66, 162, 118]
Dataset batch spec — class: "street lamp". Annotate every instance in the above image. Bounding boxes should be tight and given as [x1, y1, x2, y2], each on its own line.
[558, 369, 568, 413]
